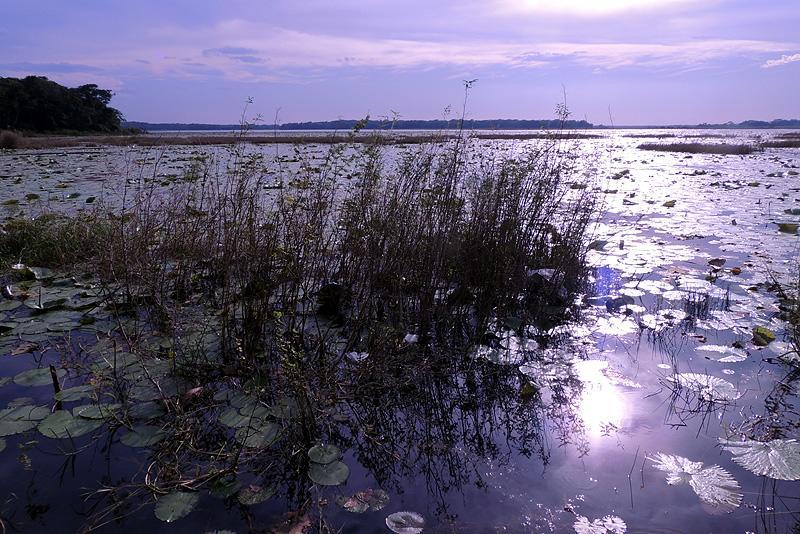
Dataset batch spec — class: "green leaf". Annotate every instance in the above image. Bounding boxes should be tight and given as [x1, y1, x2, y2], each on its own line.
[154, 491, 199, 523]
[208, 477, 241, 499]
[38, 410, 104, 438]
[128, 401, 166, 420]
[121, 425, 166, 447]
[0, 438, 5, 452]
[308, 444, 342, 464]
[336, 488, 389, 513]
[308, 460, 349, 486]
[778, 223, 799, 235]
[720, 439, 800, 481]
[14, 367, 65, 387]
[0, 405, 50, 436]
[648, 452, 741, 510]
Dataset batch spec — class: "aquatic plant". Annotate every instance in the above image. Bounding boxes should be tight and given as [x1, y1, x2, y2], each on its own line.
[648, 452, 742, 510]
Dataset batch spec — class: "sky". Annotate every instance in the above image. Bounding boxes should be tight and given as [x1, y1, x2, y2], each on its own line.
[1, 0, 799, 125]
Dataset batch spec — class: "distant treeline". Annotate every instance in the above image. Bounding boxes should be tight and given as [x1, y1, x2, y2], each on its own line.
[0, 76, 123, 132]
[124, 118, 595, 131]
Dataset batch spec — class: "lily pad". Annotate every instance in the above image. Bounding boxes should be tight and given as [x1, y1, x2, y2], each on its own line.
[752, 326, 776, 346]
[573, 515, 627, 534]
[0, 438, 5, 452]
[234, 422, 279, 448]
[308, 444, 342, 464]
[0, 405, 50, 436]
[385, 511, 426, 534]
[648, 452, 741, 510]
[38, 410, 104, 438]
[154, 491, 199, 523]
[667, 373, 739, 402]
[54, 385, 94, 402]
[336, 488, 389, 513]
[73, 403, 122, 420]
[308, 460, 349, 486]
[121, 425, 166, 447]
[720, 439, 800, 481]
[778, 223, 798, 235]
[14, 367, 66, 387]
[237, 484, 275, 505]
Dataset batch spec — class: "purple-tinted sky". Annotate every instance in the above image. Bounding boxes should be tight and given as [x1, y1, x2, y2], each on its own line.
[2, 0, 798, 125]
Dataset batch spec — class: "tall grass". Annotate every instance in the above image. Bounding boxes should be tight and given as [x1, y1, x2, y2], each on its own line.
[98, 129, 596, 367]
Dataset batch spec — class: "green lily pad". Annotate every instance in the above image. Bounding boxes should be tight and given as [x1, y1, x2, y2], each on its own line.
[120, 425, 166, 447]
[237, 484, 275, 505]
[154, 491, 199, 523]
[73, 403, 122, 420]
[336, 488, 390, 513]
[234, 422, 279, 448]
[385, 511, 425, 534]
[753, 326, 776, 346]
[128, 401, 166, 420]
[0, 300, 21, 312]
[0, 405, 50, 436]
[308, 460, 349, 486]
[663, 200, 676, 208]
[778, 223, 799, 235]
[14, 367, 66, 387]
[54, 385, 94, 402]
[308, 444, 342, 464]
[38, 410, 104, 438]
[208, 477, 242, 499]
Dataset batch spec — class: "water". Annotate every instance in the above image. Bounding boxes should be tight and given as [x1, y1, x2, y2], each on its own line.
[0, 129, 798, 533]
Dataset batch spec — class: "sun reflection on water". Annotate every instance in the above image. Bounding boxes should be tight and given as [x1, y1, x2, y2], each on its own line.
[574, 360, 627, 438]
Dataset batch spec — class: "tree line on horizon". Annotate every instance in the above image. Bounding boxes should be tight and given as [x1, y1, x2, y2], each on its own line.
[0, 76, 123, 132]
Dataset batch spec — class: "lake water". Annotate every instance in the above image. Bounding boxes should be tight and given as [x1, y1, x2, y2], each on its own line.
[0, 129, 799, 533]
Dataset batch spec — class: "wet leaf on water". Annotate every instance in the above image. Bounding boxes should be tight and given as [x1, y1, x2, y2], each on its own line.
[121, 425, 166, 447]
[154, 491, 199, 523]
[0, 438, 5, 452]
[38, 410, 104, 439]
[14, 367, 66, 387]
[9, 341, 39, 356]
[667, 373, 740, 402]
[27, 267, 54, 281]
[573, 515, 627, 533]
[385, 511, 425, 534]
[662, 200, 676, 208]
[308, 444, 342, 464]
[308, 460, 349, 486]
[719, 439, 800, 481]
[128, 401, 166, 420]
[777, 223, 798, 235]
[208, 477, 241, 499]
[237, 484, 275, 505]
[0, 300, 21, 312]
[695, 344, 747, 363]
[336, 488, 389, 513]
[648, 453, 742, 510]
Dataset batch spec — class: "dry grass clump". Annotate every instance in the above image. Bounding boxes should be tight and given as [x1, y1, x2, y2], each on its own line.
[0, 130, 20, 149]
[638, 142, 757, 155]
[101, 133, 596, 364]
[761, 139, 800, 149]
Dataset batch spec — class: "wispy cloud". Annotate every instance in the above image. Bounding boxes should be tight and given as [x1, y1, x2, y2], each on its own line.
[492, 0, 712, 16]
[762, 53, 800, 68]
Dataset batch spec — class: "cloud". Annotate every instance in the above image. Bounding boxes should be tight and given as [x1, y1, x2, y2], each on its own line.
[762, 53, 800, 68]
[0, 62, 101, 73]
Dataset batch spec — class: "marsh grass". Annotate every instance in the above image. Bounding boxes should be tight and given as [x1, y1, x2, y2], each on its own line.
[0, 130, 20, 149]
[638, 142, 758, 155]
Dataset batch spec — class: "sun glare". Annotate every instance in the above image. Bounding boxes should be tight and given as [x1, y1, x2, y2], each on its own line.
[514, 0, 693, 15]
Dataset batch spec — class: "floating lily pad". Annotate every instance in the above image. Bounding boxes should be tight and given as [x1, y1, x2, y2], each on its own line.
[208, 477, 242, 499]
[308, 444, 342, 464]
[667, 373, 739, 402]
[38, 410, 104, 438]
[573, 515, 627, 534]
[649, 452, 741, 510]
[778, 223, 798, 235]
[14, 367, 66, 387]
[0, 405, 50, 436]
[308, 460, 349, 486]
[336, 488, 389, 513]
[128, 401, 166, 420]
[121, 425, 166, 447]
[54, 385, 94, 402]
[0, 300, 21, 312]
[237, 484, 275, 505]
[0, 438, 5, 452]
[154, 491, 199, 523]
[234, 422, 279, 448]
[73, 403, 122, 420]
[752, 326, 776, 346]
[720, 439, 800, 481]
[385, 511, 426, 534]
